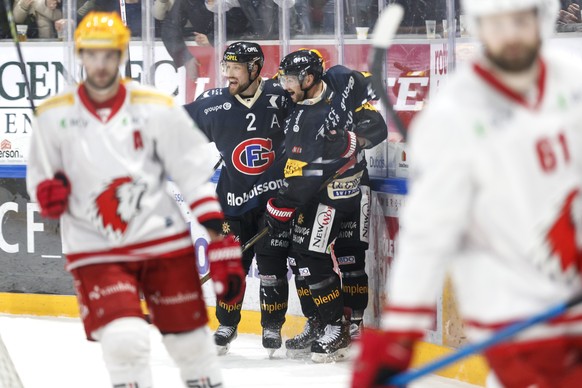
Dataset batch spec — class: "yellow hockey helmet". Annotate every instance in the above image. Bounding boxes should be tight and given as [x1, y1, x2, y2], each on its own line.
[75, 12, 130, 53]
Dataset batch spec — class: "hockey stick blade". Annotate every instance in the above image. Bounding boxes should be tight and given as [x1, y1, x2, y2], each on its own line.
[369, 4, 407, 140]
[387, 293, 582, 387]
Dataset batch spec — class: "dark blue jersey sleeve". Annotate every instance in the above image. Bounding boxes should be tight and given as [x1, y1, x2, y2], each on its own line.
[354, 102, 387, 149]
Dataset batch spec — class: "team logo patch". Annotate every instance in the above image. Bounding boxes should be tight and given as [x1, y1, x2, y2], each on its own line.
[327, 171, 363, 199]
[337, 255, 356, 265]
[222, 221, 231, 234]
[308, 204, 336, 253]
[284, 158, 308, 178]
[231, 137, 275, 175]
[92, 176, 147, 241]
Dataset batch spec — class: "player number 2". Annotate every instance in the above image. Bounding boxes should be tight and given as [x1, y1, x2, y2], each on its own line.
[536, 132, 570, 172]
[246, 113, 257, 131]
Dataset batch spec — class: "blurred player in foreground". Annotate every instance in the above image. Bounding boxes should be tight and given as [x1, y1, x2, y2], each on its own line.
[352, 0, 582, 387]
[27, 11, 245, 387]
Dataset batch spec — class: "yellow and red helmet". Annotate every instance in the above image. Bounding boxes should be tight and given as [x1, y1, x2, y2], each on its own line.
[74, 11, 130, 53]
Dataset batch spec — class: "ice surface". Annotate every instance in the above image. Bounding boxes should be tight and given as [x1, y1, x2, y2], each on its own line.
[0, 315, 480, 388]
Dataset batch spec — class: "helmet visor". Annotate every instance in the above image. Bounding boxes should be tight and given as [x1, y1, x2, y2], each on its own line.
[221, 60, 247, 76]
[279, 74, 301, 89]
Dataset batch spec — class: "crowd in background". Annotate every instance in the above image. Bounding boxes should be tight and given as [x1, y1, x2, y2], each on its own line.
[0, 0, 380, 40]
[0, 0, 581, 80]
[1, 0, 582, 41]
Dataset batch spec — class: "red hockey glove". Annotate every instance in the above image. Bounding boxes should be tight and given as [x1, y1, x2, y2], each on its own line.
[324, 129, 359, 159]
[351, 330, 417, 388]
[207, 235, 246, 303]
[265, 198, 295, 236]
[36, 172, 71, 219]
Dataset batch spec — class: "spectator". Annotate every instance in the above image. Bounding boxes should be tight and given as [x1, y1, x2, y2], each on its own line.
[153, 0, 173, 20]
[53, 0, 96, 40]
[0, 0, 10, 39]
[92, 0, 142, 36]
[215, 0, 278, 39]
[388, 0, 460, 35]
[204, 0, 308, 39]
[160, 0, 249, 80]
[558, 0, 582, 24]
[13, 0, 62, 39]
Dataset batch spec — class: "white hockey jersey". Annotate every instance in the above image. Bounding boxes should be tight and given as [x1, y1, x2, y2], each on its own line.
[27, 81, 222, 271]
[383, 49, 582, 343]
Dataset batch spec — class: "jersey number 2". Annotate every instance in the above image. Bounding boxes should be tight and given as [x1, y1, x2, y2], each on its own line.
[536, 132, 570, 172]
[246, 113, 257, 131]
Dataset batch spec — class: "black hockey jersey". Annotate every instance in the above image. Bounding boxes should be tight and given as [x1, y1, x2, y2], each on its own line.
[322, 65, 377, 133]
[185, 79, 290, 216]
[279, 84, 365, 212]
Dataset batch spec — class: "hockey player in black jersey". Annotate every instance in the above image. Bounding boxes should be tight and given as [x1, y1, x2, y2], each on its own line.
[331, 102, 387, 338]
[322, 67, 388, 339]
[266, 49, 373, 362]
[184, 42, 291, 356]
[286, 63, 388, 344]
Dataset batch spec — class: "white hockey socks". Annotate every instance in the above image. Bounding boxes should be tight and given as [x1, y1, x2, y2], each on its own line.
[94, 317, 153, 388]
[163, 326, 224, 387]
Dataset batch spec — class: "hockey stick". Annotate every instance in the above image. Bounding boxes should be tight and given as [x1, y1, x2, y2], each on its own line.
[118, 0, 132, 79]
[212, 156, 223, 171]
[2, 0, 34, 112]
[2, 0, 54, 179]
[387, 293, 582, 387]
[200, 156, 359, 285]
[369, 4, 407, 141]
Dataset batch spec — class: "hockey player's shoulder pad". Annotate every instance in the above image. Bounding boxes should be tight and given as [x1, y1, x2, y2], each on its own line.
[36, 92, 75, 116]
[195, 87, 226, 101]
[324, 65, 377, 105]
[324, 64, 371, 86]
[263, 77, 285, 91]
[129, 86, 175, 107]
[355, 102, 378, 113]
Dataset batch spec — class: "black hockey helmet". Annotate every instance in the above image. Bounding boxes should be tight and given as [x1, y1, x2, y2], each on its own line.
[278, 49, 325, 89]
[222, 41, 264, 77]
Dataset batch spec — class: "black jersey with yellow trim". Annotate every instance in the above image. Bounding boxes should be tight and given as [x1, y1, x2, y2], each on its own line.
[322, 65, 377, 131]
[279, 85, 364, 212]
[184, 79, 291, 216]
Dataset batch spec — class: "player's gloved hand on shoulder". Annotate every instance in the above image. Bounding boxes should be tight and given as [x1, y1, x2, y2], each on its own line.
[36, 172, 71, 219]
[351, 329, 416, 388]
[324, 128, 359, 159]
[208, 234, 246, 303]
[265, 198, 295, 236]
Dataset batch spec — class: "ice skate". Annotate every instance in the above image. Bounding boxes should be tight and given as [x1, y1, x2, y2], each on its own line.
[214, 325, 237, 356]
[262, 327, 282, 358]
[310, 320, 351, 363]
[349, 321, 363, 340]
[285, 317, 324, 359]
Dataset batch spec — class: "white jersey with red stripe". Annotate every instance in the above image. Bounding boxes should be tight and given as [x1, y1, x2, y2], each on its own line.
[382, 49, 582, 343]
[27, 81, 222, 271]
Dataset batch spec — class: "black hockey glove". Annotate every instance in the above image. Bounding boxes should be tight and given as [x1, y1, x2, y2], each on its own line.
[324, 129, 359, 159]
[265, 198, 295, 236]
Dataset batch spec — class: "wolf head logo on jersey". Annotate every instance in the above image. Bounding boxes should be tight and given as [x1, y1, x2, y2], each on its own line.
[539, 189, 582, 281]
[93, 176, 147, 240]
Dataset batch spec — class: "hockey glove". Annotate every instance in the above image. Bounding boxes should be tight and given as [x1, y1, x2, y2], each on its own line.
[265, 198, 295, 236]
[36, 172, 71, 219]
[208, 235, 246, 303]
[351, 329, 417, 388]
[324, 129, 359, 159]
